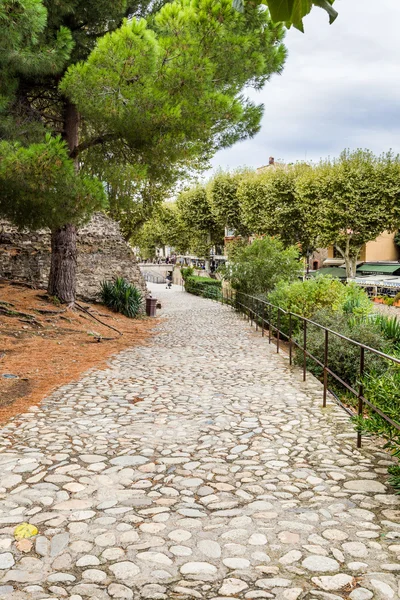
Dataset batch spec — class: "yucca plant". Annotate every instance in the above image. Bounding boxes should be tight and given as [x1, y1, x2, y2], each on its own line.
[100, 278, 142, 318]
[372, 314, 400, 347]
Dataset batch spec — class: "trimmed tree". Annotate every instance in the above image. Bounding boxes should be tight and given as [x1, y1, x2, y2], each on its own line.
[0, 0, 286, 302]
[208, 170, 252, 238]
[237, 164, 317, 253]
[296, 150, 400, 279]
[134, 203, 190, 259]
[176, 185, 225, 265]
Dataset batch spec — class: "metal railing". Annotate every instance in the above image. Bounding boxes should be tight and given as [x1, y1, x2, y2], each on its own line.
[193, 284, 400, 449]
[142, 271, 166, 284]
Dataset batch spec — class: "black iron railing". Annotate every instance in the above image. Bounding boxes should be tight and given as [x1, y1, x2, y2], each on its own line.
[192, 284, 400, 449]
[142, 271, 166, 284]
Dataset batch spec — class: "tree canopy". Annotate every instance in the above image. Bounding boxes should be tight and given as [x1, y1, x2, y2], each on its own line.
[0, 135, 105, 230]
[296, 150, 400, 278]
[143, 149, 400, 281]
[237, 163, 317, 252]
[0, 0, 286, 301]
[176, 186, 225, 258]
[208, 170, 252, 238]
[134, 203, 190, 258]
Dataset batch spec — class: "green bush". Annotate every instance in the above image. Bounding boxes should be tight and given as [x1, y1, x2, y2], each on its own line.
[184, 275, 222, 300]
[341, 283, 373, 317]
[181, 266, 194, 281]
[220, 236, 301, 295]
[269, 277, 371, 320]
[293, 309, 393, 389]
[100, 277, 143, 318]
[267, 277, 372, 340]
[384, 296, 395, 306]
[354, 368, 400, 492]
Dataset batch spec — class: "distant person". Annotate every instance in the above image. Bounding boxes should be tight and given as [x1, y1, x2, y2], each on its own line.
[166, 274, 172, 289]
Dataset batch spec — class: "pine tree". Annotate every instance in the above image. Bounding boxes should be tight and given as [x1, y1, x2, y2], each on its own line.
[0, 0, 285, 302]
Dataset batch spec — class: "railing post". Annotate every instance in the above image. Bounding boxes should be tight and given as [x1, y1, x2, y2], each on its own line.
[250, 297, 253, 327]
[255, 299, 259, 332]
[289, 312, 292, 365]
[268, 305, 272, 344]
[303, 320, 307, 381]
[357, 347, 365, 448]
[277, 309, 280, 353]
[323, 329, 329, 408]
[262, 303, 265, 337]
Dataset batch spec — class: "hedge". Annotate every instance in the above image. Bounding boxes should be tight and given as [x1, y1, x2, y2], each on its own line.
[184, 275, 222, 299]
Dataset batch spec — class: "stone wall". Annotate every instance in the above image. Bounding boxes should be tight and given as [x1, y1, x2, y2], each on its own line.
[0, 213, 147, 301]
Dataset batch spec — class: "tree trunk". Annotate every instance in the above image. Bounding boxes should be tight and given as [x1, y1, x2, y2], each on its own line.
[48, 224, 77, 303]
[335, 241, 360, 280]
[47, 101, 80, 303]
[344, 255, 357, 280]
[64, 101, 80, 157]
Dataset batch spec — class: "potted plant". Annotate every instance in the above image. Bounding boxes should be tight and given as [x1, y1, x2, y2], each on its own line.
[373, 295, 384, 304]
[394, 292, 400, 308]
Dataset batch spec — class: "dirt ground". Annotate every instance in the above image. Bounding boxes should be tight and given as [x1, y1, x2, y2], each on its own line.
[0, 282, 155, 424]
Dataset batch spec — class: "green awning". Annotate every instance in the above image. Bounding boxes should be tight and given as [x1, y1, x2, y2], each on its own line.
[357, 264, 400, 275]
[310, 267, 347, 279]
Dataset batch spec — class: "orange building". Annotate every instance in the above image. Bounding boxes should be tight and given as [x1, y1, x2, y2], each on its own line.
[322, 231, 399, 268]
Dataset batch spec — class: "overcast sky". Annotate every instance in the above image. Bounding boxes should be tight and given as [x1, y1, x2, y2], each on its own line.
[209, 0, 400, 172]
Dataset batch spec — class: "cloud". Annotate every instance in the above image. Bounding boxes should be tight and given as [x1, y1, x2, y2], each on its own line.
[210, 0, 400, 172]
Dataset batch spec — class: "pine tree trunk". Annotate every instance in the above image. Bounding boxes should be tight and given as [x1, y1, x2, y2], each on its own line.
[48, 224, 77, 303]
[47, 102, 80, 303]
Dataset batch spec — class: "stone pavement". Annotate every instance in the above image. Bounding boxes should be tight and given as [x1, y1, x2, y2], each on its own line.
[0, 284, 399, 600]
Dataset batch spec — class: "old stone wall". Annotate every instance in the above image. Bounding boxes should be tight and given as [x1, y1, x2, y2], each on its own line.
[0, 213, 147, 301]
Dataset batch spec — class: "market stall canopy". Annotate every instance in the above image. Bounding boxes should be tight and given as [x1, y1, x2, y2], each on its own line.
[310, 267, 347, 279]
[355, 275, 400, 289]
[357, 263, 400, 275]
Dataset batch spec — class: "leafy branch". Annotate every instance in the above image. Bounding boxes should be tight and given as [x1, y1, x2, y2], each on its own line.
[233, 0, 338, 32]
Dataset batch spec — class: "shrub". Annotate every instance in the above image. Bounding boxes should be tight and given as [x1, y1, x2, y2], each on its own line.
[181, 266, 194, 281]
[269, 277, 346, 319]
[184, 275, 222, 300]
[293, 309, 393, 389]
[384, 296, 395, 306]
[220, 236, 301, 295]
[341, 282, 373, 317]
[100, 277, 142, 318]
[269, 277, 371, 320]
[354, 368, 400, 492]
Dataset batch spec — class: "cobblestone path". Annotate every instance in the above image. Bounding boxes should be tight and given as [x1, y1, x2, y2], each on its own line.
[1, 285, 400, 600]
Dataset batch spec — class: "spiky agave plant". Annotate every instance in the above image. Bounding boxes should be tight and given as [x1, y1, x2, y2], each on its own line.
[371, 314, 400, 347]
[100, 278, 142, 318]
